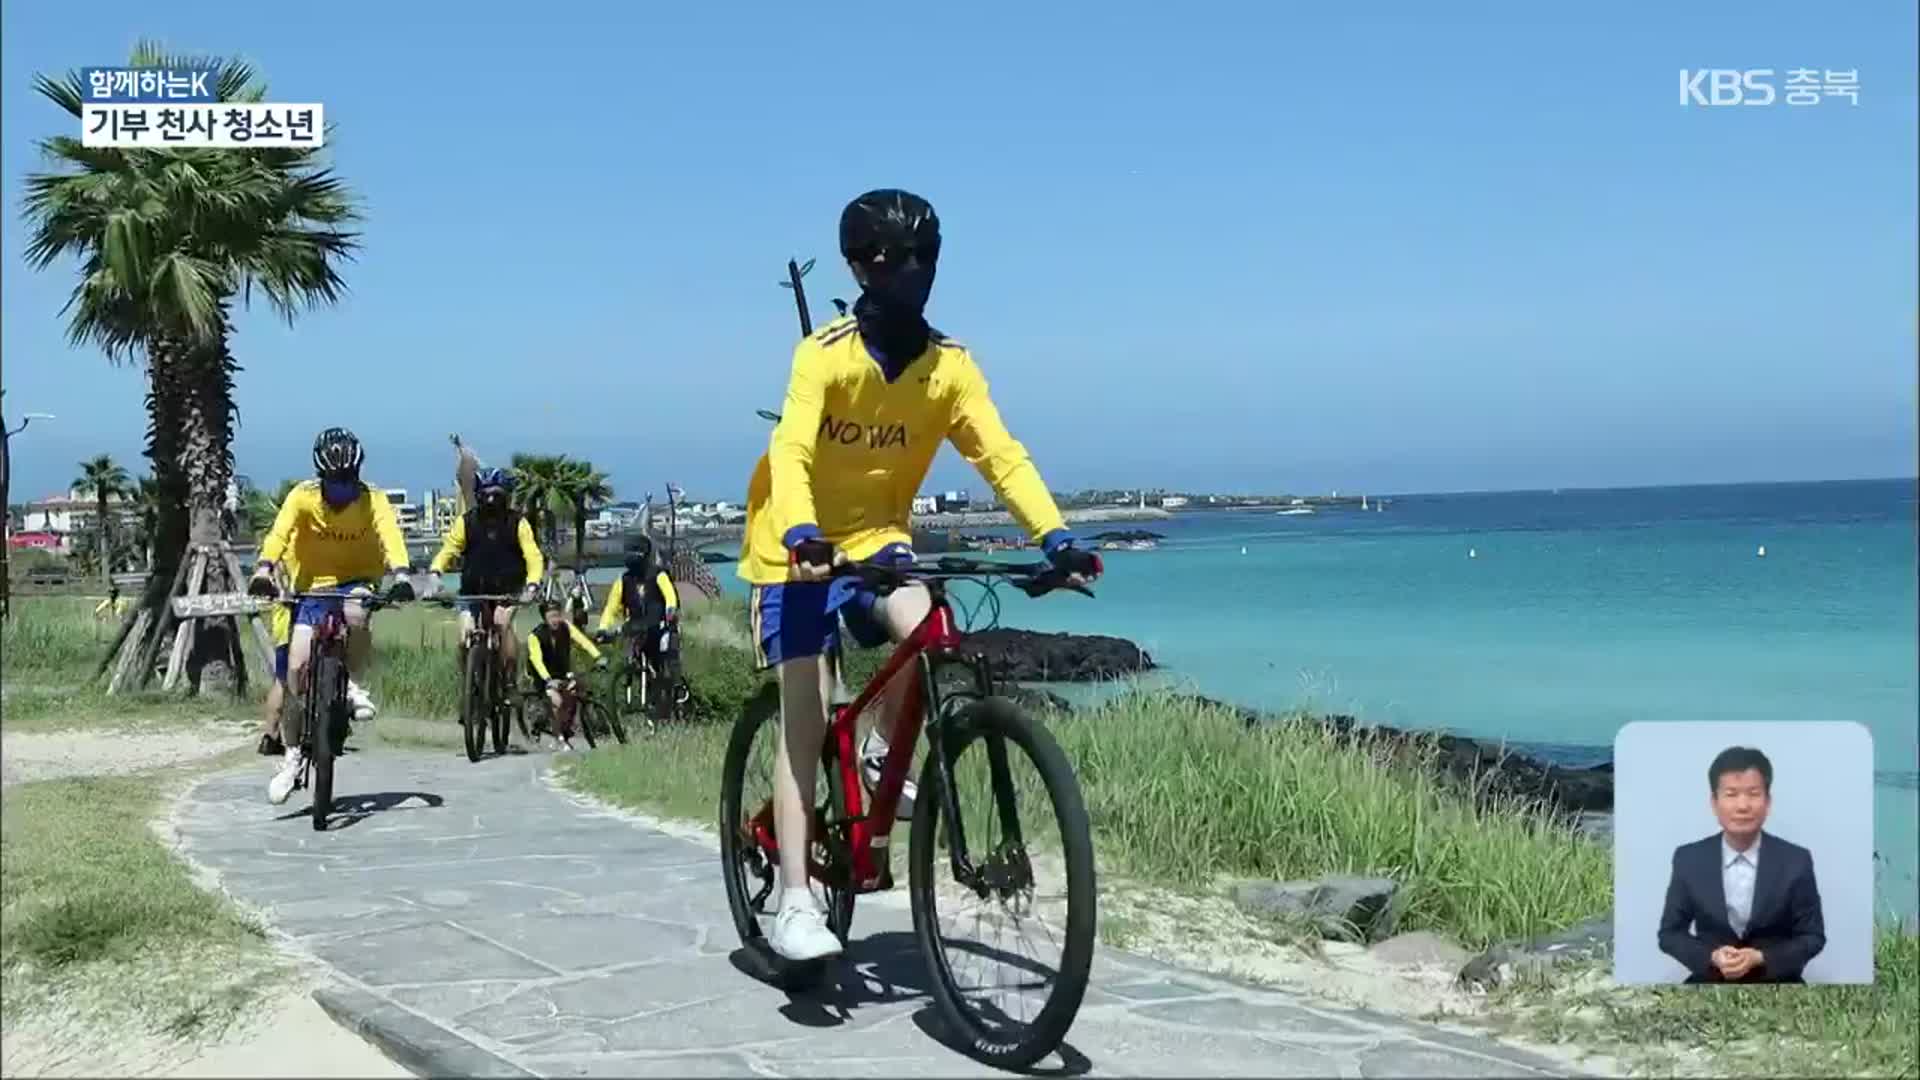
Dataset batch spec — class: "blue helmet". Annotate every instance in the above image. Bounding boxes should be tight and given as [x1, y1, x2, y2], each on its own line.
[475, 467, 513, 495]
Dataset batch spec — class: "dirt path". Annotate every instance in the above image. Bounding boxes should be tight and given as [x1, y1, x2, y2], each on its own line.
[0, 724, 251, 787]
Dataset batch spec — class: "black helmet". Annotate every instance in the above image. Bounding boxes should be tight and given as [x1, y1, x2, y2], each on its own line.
[624, 535, 654, 562]
[313, 427, 364, 475]
[839, 189, 940, 267]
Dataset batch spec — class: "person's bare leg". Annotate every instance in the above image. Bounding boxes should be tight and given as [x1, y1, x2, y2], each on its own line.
[773, 654, 837, 898]
[870, 584, 930, 746]
[546, 688, 566, 742]
[495, 605, 519, 671]
[343, 598, 371, 681]
[283, 625, 317, 749]
[263, 679, 284, 740]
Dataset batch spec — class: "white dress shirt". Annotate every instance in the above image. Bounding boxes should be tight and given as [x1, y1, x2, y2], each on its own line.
[1722, 833, 1761, 937]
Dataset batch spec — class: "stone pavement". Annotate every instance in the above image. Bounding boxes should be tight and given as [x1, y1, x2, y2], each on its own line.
[170, 747, 1587, 1078]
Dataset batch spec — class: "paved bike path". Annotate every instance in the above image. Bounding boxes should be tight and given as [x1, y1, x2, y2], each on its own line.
[170, 748, 1585, 1078]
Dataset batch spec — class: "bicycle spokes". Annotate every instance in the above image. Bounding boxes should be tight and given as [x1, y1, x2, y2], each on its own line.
[921, 720, 1077, 1035]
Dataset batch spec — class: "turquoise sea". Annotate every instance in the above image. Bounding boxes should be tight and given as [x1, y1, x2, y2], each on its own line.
[596, 479, 1920, 916]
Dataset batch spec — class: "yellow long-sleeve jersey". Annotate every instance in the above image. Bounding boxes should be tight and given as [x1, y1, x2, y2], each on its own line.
[597, 569, 679, 631]
[258, 481, 409, 590]
[737, 317, 1068, 586]
[427, 512, 545, 585]
[527, 621, 602, 680]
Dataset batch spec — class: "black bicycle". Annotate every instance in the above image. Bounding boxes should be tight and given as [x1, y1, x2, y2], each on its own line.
[596, 620, 689, 731]
[275, 587, 410, 830]
[431, 594, 521, 762]
[523, 666, 622, 748]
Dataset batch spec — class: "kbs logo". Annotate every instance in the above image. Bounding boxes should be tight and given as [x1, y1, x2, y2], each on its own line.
[1680, 69, 1775, 106]
[1680, 68, 1861, 107]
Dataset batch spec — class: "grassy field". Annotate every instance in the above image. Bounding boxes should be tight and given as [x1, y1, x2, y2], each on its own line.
[0, 753, 286, 1066]
[1492, 932, 1919, 1078]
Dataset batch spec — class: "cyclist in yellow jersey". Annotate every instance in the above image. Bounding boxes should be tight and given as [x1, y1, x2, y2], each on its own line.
[527, 600, 606, 750]
[248, 428, 414, 805]
[738, 190, 1100, 962]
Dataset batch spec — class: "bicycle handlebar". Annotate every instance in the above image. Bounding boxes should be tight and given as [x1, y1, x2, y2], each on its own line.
[275, 588, 411, 609]
[830, 556, 1097, 600]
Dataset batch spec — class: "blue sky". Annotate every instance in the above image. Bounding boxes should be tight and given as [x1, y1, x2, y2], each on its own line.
[3, 1, 1915, 503]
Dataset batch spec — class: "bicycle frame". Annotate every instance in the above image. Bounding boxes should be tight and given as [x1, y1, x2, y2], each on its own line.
[301, 609, 350, 764]
[747, 584, 1015, 894]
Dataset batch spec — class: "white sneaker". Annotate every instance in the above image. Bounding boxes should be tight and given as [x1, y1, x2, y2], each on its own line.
[346, 680, 376, 721]
[860, 731, 916, 820]
[768, 895, 843, 962]
[268, 748, 305, 805]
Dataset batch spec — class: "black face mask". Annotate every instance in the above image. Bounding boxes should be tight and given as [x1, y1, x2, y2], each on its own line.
[478, 490, 508, 513]
[853, 258, 937, 375]
[625, 556, 648, 574]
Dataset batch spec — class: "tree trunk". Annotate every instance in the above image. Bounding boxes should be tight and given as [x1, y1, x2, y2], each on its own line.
[180, 333, 241, 693]
[97, 489, 113, 591]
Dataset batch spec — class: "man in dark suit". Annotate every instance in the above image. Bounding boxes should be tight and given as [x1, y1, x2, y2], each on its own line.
[1657, 746, 1826, 984]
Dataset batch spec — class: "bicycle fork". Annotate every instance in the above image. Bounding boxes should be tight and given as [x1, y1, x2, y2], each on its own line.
[923, 651, 1033, 897]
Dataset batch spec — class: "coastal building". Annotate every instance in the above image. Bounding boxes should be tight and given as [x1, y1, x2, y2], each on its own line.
[911, 495, 938, 515]
[378, 488, 423, 534]
[1161, 495, 1189, 509]
[20, 490, 136, 550]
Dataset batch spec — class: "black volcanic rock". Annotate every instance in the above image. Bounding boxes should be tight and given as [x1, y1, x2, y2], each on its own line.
[1172, 694, 1612, 817]
[964, 629, 1154, 683]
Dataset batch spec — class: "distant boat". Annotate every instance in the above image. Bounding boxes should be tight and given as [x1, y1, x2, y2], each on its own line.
[1757, 545, 1767, 558]
[1277, 507, 1315, 516]
[1240, 546, 1247, 555]
[1469, 548, 1478, 559]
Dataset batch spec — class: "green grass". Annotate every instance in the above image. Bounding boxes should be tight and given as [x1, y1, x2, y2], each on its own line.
[1, 596, 121, 682]
[1494, 930, 1920, 1078]
[1, 757, 283, 1048]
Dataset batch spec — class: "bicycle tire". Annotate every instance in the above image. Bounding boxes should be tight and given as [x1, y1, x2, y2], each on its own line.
[310, 647, 348, 832]
[596, 692, 629, 744]
[489, 654, 511, 755]
[908, 697, 1096, 1070]
[460, 641, 488, 763]
[719, 685, 855, 951]
[573, 684, 597, 749]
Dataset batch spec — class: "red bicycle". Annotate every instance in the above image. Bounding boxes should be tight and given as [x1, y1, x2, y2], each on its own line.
[719, 556, 1100, 1070]
[276, 587, 408, 830]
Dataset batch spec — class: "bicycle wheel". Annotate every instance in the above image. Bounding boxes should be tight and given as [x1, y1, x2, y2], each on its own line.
[488, 655, 511, 756]
[460, 641, 488, 762]
[594, 691, 629, 745]
[309, 647, 349, 832]
[908, 697, 1095, 1070]
[573, 687, 597, 749]
[719, 684, 855, 951]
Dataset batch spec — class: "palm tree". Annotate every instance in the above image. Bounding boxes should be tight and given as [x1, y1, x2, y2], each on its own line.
[73, 454, 130, 588]
[557, 459, 613, 569]
[509, 453, 570, 552]
[239, 476, 303, 542]
[129, 474, 163, 571]
[24, 43, 360, 690]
